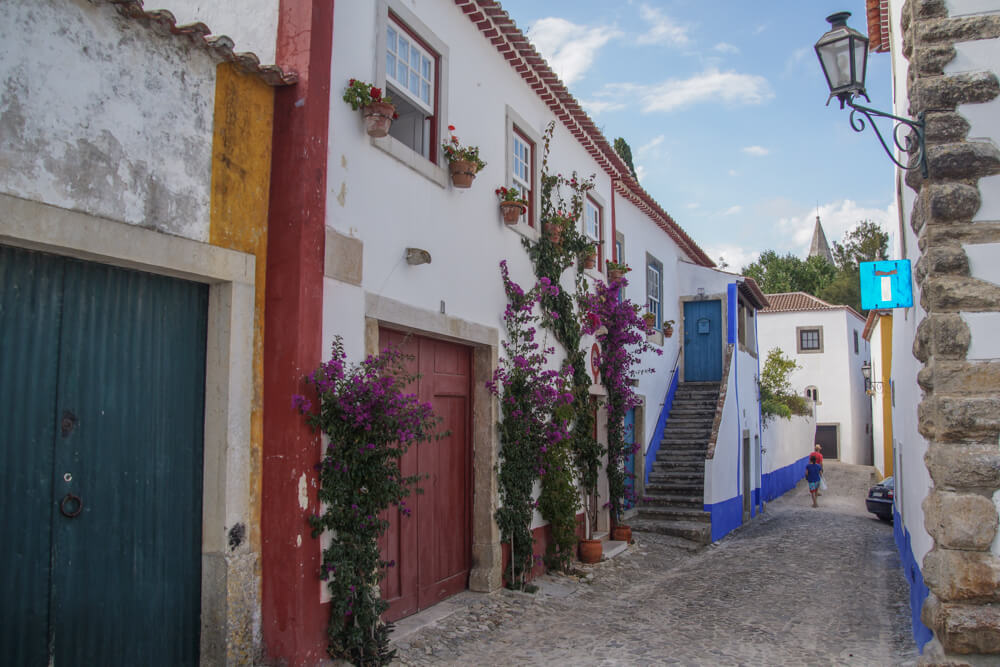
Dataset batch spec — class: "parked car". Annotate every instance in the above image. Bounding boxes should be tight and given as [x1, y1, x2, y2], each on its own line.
[866, 476, 894, 521]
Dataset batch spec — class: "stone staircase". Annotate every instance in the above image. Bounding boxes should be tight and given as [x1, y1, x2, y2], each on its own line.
[631, 381, 719, 546]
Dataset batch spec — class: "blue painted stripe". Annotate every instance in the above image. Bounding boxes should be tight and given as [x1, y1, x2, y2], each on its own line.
[894, 511, 933, 652]
[704, 495, 742, 541]
[761, 455, 809, 502]
[645, 368, 679, 486]
[727, 283, 737, 345]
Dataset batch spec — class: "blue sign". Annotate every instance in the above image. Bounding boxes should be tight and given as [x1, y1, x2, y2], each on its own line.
[860, 260, 913, 309]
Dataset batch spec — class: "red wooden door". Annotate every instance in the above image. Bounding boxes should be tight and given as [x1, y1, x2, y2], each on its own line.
[378, 330, 472, 622]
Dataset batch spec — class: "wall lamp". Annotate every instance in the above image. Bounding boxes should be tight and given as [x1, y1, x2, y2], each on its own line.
[861, 360, 883, 395]
[815, 12, 927, 177]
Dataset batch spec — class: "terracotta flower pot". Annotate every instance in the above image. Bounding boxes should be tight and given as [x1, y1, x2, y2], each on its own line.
[583, 252, 597, 269]
[362, 101, 395, 138]
[608, 268, 624, 281]
[449, 159, 477, 188]
[643, 313, 657, 328]
[611, 525, 632, 543]
[578, 538, 602, 564]
[543, 222, 563, 245]
[500, 201, 525, 224]
[664, 325, 674, 338]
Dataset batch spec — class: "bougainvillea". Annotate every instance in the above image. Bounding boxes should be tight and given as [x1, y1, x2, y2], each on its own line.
[581, 276, 662, 524]
[487, 261, 574, 587]
[295, 337, 442, 665]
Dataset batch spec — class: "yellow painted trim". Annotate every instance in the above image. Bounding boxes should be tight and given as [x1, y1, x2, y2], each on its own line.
[880, 314, 894, 477]
[208, 62, 275, 557]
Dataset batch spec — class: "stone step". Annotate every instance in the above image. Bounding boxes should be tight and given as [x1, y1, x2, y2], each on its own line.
[649, 469, 704, 481]
[651, 462, 704, 474]
[659, 438, 710, 448]
[645, 480, 705, 494]
[636, 505, 711, 523]
[654, 451, 708, 461]
[628, 517, 712, 544]
[640, 492, 704, 509]
[670, 400, 718, 410]
[666, 411, 716, 421]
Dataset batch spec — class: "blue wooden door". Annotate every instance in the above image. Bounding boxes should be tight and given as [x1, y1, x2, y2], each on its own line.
[624, 408, 636, 510]
[1, 246, 207, 665]
[683, 300, 722, 382]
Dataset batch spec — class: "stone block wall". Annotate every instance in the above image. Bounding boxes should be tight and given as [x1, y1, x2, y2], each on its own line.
[900, 0, 1000, 662]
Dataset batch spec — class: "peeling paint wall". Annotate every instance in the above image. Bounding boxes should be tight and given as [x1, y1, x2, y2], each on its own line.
[0, 0, 216, 241]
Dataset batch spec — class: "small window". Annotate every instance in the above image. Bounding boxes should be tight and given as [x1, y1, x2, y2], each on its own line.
[511, 127, 534, 226]
[584, 198, 603, 268]
[383, 12, 440, 162]
[854, 330, 859, 354]
[797, 327, 822, 353]
[646, 256, 663, 329]
[805, 386, 819, 402]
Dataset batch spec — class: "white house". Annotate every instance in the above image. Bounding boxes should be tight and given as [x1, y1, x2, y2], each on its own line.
[757, 292, 872, 464]
[864, 0, 1000, 660]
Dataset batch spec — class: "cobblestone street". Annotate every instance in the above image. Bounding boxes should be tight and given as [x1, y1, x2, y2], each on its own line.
[390, 463, 918, 666]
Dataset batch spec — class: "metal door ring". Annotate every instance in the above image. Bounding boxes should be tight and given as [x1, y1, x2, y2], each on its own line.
[60, 493, 83, 518]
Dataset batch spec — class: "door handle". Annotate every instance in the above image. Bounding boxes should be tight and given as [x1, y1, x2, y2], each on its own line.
[60, 493, 83, 518]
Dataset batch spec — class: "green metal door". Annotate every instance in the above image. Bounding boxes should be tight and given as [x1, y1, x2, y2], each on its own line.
[1, 245, 208, 665]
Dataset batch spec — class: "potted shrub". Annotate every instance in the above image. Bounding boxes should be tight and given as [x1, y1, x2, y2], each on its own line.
[581, 243, 598, 270]
[442, 125, 486, 188]
[606, 260, 631, 282]
[663, 319, 675, 338]
[642, 311, 657, 329]
[543, 210, 573, 245]
[343, 78, 397, 138]
[495, 186, 527, 224]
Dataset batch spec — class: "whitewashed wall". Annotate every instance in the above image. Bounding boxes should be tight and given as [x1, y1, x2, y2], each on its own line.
[156, 0, 280, 66]
[762, 412, 816, 475]
[757, 308, 871, 464]
[0, 0, 217, 242]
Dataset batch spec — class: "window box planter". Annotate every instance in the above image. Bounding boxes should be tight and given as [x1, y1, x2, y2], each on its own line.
[362, 101, 396, 138]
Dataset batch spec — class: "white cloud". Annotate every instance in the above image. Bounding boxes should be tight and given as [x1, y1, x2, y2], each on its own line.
[636, 5, 690, 46]
[714, 42, 739, 54]
[728, 169, 739, 176]
[723, 205, 742, 216]
[600, 68, 772, 113]
[637, 134, 665, 156]
[742, 145, 769, 156]
[635, 164, 648, 181]
[526, 18, 622, 85]
[784, 47, 810, 75]
[580, 99, 625, 114]
[704, 244, 758, 272]
[774, 199, 897, 254]
[686, 202, 700, 209]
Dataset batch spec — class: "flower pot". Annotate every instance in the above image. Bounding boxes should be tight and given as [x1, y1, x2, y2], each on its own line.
[578, 538, 602, 564]
[643, 313, 657, 328]
[608, 269, 624, 281]
[362, 101, 395, 138]
[583, 253, 597, 270]
[664, 325, 674, 338]
[500, 201, 525, 224]
[543, 222, 562, 245]
[611, 525, 632, 543]
[449, 159, 477, 188]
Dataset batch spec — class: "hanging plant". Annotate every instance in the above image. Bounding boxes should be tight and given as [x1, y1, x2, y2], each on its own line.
[487, 261, 573, 587]
[581, 276, 662, 527]
[295, 337, 443, 666]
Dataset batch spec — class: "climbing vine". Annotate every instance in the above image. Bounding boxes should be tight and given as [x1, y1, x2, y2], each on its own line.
[295, 338, 442, 666]
[521, 122, 605, 557]
[580, 278, 661, 524]
[487, 261, 573, 587]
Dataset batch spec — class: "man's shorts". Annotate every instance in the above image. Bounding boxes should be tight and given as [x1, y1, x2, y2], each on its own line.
[808, 481, 820, 491]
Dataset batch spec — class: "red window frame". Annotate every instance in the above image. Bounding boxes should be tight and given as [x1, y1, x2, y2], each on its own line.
[512, 126, 535, 227]
[388, 12, 440, 163]
[585, 196, 604, 270]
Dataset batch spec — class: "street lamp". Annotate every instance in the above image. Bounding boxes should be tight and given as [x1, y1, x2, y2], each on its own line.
[815, 12, 927, 177]
[861, 360, 883, 395]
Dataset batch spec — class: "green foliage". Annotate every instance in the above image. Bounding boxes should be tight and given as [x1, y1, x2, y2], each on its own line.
[613, 137, 638, 181]
[831, 220, 889, 272]
[741, 251, 836, 295]
[758, 347, 811, 425]
[296, 337, 443, 666]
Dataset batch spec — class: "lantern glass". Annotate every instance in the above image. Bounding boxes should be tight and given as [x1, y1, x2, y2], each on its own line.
[815, 12, 869, 99]
[861, 361, 872, 380]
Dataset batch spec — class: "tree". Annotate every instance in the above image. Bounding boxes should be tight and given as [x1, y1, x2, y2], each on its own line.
[613, 137, 638, 181]
[831, 220, 889, 271]
[741, 251, 836, 295]
[758, 348, 811, 424]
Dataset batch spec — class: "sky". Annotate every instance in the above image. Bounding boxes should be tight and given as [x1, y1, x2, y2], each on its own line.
[497, 0, 899, 271]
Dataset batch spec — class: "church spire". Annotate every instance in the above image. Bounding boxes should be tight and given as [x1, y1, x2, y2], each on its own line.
[809, 215, 835, 265]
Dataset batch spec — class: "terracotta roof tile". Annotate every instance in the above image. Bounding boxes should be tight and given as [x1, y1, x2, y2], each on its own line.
[109, 0, 297, 86]
[761, 292, 865, 321]
[455, 0, 714, 267]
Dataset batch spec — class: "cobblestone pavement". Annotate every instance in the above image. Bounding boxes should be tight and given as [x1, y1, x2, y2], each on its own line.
[389, 463, 918, 666]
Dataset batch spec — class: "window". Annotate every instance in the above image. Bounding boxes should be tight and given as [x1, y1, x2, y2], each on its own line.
[854, 330, 859, 354]
[614, 232, 625, 301]
[646, 256, 663, 329]
[805, 386, 819, 402]
[584, 198, 603, 268]
[797, 326, 823, 353]
[511, 127, 534, 226]
[737, 300, 756, 355]
[385, 16, 438, 160]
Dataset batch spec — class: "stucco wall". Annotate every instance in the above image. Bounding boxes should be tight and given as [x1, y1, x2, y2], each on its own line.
[0, 0, 217, 242]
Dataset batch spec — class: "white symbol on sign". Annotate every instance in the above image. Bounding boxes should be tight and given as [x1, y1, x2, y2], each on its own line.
[875, 268, 898, 303]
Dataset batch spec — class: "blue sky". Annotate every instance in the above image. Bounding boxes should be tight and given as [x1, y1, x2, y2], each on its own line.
[498, 0, 898, 270]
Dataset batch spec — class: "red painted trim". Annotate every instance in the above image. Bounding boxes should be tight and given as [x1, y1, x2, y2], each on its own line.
[261, 1, 333, 664]
[610, 177, 618, 263]
[389, 11, 440, 163]
[513, 125, 535, 227]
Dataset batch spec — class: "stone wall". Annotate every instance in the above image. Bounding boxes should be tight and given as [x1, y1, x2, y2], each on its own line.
[900, 0, 1000, 662]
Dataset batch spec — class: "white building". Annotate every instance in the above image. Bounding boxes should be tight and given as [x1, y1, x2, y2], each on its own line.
[757, 292, 872, 464]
